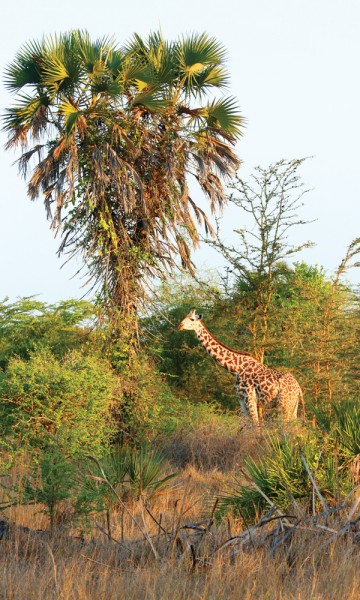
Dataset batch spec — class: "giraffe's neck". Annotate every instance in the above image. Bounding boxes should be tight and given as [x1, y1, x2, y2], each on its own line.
[194, 322, 254, 373]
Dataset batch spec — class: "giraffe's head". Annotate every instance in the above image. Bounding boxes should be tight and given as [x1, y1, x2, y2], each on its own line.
[177, 309, 203, 331]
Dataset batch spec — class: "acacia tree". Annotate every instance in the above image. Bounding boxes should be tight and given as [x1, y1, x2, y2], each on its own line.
[3, 30, 243, 342]
[206, 159, 314, 361]
[280, 243, 360, 403]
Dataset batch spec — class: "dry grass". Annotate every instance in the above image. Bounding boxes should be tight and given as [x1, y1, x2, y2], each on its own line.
[159, 417, 264, 471]
[1, 512, 360, 599]
[1, 464, 360, 600]
[1, 422, 359, 600]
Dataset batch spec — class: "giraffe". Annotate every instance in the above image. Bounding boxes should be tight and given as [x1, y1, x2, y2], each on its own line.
[177, 309, 303, 425]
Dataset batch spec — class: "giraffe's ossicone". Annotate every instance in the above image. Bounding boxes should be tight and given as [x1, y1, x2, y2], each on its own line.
[178, 309, 303, 425]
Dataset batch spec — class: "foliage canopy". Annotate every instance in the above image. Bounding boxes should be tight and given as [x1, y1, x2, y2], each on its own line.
[3, 30, 243, 327]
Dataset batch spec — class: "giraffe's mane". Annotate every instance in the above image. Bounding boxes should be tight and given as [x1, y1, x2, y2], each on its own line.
[201, 323, 259, 361]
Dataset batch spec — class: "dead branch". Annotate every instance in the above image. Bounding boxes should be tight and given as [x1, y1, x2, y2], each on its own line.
[301, 453, 329, 513]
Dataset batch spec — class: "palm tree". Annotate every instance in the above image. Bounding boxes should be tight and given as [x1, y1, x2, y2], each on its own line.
[3, 30, 244, 339]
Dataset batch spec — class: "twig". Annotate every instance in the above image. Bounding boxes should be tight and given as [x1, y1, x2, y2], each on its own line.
[249, 480, 293, 526]
[84, 454, 159, 560]
[145, 506, 170, 539]
[80, 553, 113, 570]
[139, 496, 158, 557]
[258, 513, 298, 527]
[168, 476, 198, 557]
[190, 544, 197, 571]
[344, 493, 360, 525]
[343, 484, 360, 507]
[80, 553, 135, 573]
[181, 524, 207, 532]
[168, 498, 180, 556]
[212, 526, 259, 555]
[301, 454, 329, 513]
[205, 498, 219, 532]
[303, 505, 346, 523]
[95, 523, 130, 551]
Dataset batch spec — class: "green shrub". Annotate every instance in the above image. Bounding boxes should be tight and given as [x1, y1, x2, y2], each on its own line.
[0, 297, 96, 369]
[0, 347, 118, 455]
[20, 447, 77, 531]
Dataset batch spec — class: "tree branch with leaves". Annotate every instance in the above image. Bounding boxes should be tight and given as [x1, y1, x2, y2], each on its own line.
[3, 30, 244, 346]
[205, 158, 314, 361]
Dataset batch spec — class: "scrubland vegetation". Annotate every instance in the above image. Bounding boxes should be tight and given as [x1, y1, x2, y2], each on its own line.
[0, 263, 359, 599]
[2, 30, 360, 599]
[0, 163, 359, 599]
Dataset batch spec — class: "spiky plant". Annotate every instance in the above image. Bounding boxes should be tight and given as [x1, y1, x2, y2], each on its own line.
[3, 30, 243, 338]
[87, 443, 176, 504]
[314, 400, 360, 483]
[126, 443, 177, 500]
[333, 401, 360, 477]
[215, 434, 347, 523]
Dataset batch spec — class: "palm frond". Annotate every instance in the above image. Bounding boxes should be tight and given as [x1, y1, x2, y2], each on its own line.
[132, 90, 170, 112]
[106, 49, 125, 78]
[195, 65, 229, 89]
[3, 39, 44, 91]
[177, 32, 227, 69]
[143, 31, 167, 71]
[119, 58, 156, 89]
[123, 31, 148, 58]
[75, 31, 115, 78]
[175, 34, 230, 97]
[41, 51, 70, 97]
[59, 99, 84, 133]
[2, 93, 49, 132]
[41, 32, 84, 97]
[98, 80, 123, 98]
[204, 97, 244, 138]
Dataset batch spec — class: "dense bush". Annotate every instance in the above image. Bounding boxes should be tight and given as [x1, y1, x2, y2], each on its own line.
[0, 347, 118, 455]
[0, 298, 96, 369]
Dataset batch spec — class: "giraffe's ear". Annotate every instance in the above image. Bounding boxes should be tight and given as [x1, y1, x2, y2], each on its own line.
[196, 313, 203, 321]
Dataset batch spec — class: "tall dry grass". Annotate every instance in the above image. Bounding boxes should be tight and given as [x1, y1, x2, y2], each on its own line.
[1, 528, 359, 600]
[1, 424, 359, 599]
[158, 416, 264, 471]
[1, 465, 360, 600]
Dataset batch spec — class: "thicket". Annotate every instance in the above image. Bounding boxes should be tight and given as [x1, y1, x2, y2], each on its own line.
[1, 259, 359, 530]
[0, 161, 359, 591]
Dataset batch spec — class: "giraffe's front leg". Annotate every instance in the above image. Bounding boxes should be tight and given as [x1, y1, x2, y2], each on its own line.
[235, 375, 248, 416]
[246, 386, 260, 425]
[235, 376, 259, 425]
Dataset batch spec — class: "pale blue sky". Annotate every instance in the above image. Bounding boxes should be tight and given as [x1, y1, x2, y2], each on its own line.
[1, 0, 359, 301]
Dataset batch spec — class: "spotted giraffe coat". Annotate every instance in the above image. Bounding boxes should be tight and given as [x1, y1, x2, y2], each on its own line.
[178, 310, 302, 425]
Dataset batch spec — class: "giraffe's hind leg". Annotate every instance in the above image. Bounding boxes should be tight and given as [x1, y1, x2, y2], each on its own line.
[278, 390, 299, 421]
